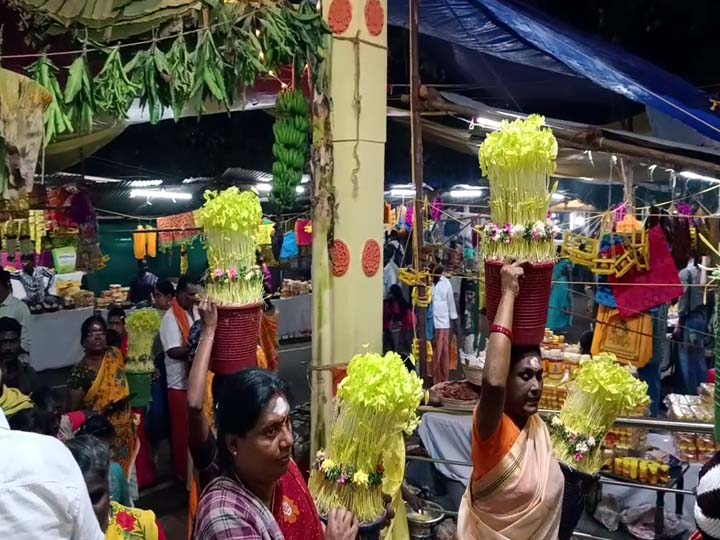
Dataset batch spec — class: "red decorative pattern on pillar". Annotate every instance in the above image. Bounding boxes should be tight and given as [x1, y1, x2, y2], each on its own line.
[330, 240, 351, 277]
[361, 239, 381, 277]
[328, 0, 353, 35]
[364, 0, 384, 36]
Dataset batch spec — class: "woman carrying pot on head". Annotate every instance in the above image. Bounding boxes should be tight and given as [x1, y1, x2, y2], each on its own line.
[190, 298, 359, 540]
[458, 263, 564, 540]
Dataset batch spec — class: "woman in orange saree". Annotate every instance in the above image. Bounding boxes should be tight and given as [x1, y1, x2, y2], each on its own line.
[458, 263, 563, 540]
[67, 316, 137, 476]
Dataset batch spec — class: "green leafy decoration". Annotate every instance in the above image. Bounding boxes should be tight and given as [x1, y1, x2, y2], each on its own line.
[190, 28, 228, 113]
[94, 47, 141, 120]
[125, 43, 172, 125]
[166, 33, 195, 122]
[64, 54, 96, 133]
[27, 56, 73, 144]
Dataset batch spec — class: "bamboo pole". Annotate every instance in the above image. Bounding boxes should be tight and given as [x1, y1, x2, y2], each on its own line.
[409, 0, 428, 380]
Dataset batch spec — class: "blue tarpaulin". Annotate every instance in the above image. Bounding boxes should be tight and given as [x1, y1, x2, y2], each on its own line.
[388, 0, 720, 141]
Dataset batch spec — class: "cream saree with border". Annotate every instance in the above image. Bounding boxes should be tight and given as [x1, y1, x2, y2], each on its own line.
[458, 415, 563, 540]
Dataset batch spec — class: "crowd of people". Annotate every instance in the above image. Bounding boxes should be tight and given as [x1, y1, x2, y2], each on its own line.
[0, 250, 718, 540]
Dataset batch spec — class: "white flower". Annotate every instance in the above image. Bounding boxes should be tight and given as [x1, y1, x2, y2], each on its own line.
[551, 416, 562, 427]
[511, 225, 525, 237]
[587, 437, 596, 448]
[576, 442, 589, 453]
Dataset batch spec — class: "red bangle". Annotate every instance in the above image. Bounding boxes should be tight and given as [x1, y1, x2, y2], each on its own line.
[491, 324, 513, 341]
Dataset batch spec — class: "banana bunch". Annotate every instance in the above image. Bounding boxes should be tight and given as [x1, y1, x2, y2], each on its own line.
[95, 47, 141, 120]
[65, 55, 95, 133]
[28, 210, 47, 255]
[271, 89, 310, 210]
[27, 56, 73, 144]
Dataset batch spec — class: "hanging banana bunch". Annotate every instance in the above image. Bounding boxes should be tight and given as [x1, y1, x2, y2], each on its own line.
[27, 56, 73, 144]
[145, 225, 157, 258]
[271, 89, 310, 210]
[95, 47, 141, 120]
[64, 54, 96, 133]
[134, 225, 147, 260]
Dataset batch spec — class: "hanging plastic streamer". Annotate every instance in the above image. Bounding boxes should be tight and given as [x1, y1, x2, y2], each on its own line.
[430, 197, 443, 221]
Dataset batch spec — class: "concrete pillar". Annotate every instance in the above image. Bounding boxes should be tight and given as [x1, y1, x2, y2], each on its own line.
[311, 0, 388, 453]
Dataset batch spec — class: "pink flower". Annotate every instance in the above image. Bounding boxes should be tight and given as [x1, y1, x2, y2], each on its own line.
[574, 452, 584, 462]
[229, 268, 239, 280]
[214, 269, 224, 279]
[569, 434, 576, 441]
[338, 473, 348, 486]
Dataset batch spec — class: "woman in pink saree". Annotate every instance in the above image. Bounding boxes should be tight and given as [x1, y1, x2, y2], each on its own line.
[458, 263, 564, 540]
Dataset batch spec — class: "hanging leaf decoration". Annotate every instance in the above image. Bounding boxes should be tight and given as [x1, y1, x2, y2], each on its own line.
[26, 56, 73, 144]
[94, 47, 141, 120]
[64, 54, 96, 133]
[125, 43, 172, 125]
[167, 33, 195, 122]
[190, 28, 228, 113]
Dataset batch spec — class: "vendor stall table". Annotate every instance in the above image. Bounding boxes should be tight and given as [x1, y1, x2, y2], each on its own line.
[29, 307, 103, 371]
[414, 410, 704, 540]
[277, 294, 312, 339]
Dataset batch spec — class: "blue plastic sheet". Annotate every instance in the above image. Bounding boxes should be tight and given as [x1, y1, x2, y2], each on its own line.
[388, 0, 720, 140]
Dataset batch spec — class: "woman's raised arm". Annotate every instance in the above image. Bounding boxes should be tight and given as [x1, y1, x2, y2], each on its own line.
[477, 263, 523, 440]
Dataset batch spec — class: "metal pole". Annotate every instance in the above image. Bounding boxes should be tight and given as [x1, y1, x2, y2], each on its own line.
[409, 0, 428, 380]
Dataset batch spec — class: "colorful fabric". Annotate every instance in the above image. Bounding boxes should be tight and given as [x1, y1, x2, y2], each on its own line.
[260, 310, 280, 372]
[610, 226, 683, 318]
[168, 389, 189, 483]
[591, 305, 654, 368]
[458, 414, 564, 540]
[106, 501, 162, 540]
[157, 213, 198, 251]
[471, 413, 521, 482]
[295, 219, 312, 247]
[171, 298, 192, 348]
[280, 232, 298, 261]
[0, 385, 33, 417]
[84, 348, 137, 476]
[194, 461, 323, 540]
[547, 258, 573, 333]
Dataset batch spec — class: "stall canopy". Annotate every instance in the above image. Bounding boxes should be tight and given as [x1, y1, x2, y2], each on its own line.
[388, 0, 720, 142]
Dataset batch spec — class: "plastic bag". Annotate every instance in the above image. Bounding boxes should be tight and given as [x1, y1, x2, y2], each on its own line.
[593, 494, 623, 532]
[620, 504, 691, 540]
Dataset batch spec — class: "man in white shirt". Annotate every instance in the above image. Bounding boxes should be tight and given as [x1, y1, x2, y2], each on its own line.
[159, 276, 199, 482]
[432, 265, 458, 384]
[0, 269, 31, 355]
[0, 367, 103, 540]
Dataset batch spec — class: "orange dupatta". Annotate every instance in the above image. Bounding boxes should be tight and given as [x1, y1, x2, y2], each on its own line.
[259, 309, 280, 371]
[458, 415, 563, 540]
[172, 298, 192, 346]
[84, 347, 138, 476]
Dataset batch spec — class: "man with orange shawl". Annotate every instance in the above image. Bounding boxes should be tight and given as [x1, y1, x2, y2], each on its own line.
[159, 277, 199, 483]
[458, 263, 563, 540]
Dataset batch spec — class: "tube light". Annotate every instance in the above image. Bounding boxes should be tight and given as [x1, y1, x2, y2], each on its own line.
[129, 189, 191, 200]
[296, 186, 305, 194]
[552, 193, 566, 201]
[449, 189, 483, 198]
[679, 170, 720, 183]
[390, 188, 416, 197]
[129, 179, 163, 187]
[255, 183, 272, 193]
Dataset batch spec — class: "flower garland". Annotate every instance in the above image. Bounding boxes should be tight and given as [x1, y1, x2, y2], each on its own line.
[314, 452, 384, 489]
[548, 415, 600, 464]
[478, 219, 559, 262]
[209, 266, 264, 284]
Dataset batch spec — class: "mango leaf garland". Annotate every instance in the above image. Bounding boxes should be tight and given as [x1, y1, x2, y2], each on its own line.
[167, 33, 195, 122]
[27, 56, 73, 144]
[285, 1, 331, 68]
[94, 47, 141, 120]
[191, 28, 228, 113]
[126, 44, 172, 125]
[64, 55, 96, 133]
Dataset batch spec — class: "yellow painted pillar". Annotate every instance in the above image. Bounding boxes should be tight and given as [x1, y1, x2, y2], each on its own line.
[311, 0, 388, 453]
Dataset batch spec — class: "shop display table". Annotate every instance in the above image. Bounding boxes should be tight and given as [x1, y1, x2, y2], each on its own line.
[277, 294, 312, 339]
